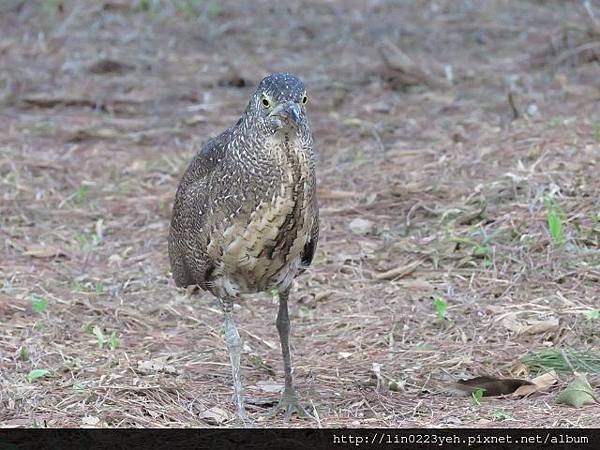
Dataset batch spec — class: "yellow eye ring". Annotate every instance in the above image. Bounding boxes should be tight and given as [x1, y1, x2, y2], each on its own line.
[262, 98, 270, 108]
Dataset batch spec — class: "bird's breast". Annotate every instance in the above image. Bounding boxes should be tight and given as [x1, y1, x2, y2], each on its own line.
[209, 137, 315, 295]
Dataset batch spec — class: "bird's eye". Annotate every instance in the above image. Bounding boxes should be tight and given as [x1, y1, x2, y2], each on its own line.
[262, 98, 270, 108]
[302, 95, 308, 105]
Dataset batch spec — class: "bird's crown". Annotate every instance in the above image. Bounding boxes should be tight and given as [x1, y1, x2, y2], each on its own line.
[255, 72, 306, 104]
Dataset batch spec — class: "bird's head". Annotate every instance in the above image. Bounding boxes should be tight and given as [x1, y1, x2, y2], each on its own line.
[246, 72, 309, 136]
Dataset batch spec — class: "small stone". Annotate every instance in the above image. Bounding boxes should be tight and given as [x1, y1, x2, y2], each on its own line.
[349, 218, 375, 235]
[82, 416, 100, 426]
[527, 103, 539, 116]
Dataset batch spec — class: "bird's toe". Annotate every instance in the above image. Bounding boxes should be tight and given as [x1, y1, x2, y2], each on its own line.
[266, 394, 314, 422]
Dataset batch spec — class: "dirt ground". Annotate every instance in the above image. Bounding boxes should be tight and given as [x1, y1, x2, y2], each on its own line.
[1, 0, 599, 428]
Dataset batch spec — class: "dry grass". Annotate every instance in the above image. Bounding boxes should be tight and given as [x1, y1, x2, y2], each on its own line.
[1, 0, 599, 428]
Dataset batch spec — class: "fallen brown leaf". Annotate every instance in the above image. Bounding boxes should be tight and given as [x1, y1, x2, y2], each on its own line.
[513, 370, 558, 397]
[499, 314, 560, 335]
[199, 406, 230, 424]
[136, 359, 180, 375]
[23, 244, 68, 259]
[375, 259, 424, 280]
[520, 318, 560, 335]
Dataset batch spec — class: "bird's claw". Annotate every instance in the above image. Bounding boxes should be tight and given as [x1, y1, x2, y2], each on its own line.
[266, 394, 313, 421]
[232, 413, 255, 428]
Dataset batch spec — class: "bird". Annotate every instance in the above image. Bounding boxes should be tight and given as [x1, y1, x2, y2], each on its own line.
[168, 72, 318, 422]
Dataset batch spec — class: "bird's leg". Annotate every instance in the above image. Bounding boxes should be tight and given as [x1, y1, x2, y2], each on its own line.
[269, 288, 312, 420]
[222, 301, 247, 422]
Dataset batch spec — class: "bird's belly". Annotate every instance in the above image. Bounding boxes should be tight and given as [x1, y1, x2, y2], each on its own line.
[208, 192, 310, 297]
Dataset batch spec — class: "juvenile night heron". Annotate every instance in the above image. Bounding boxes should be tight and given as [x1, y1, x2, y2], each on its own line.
[168, 73, 318, 421]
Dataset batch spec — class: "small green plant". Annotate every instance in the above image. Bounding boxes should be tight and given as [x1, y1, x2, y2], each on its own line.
[74, 184, 90, 205]
[30, 296, 48, 314]
[585, 309, 600, 321]
[41, 0, 61, 16]
[82, 322, 94, 334]
[18, 346, 29, 361]
[95, 282, 106, 294]
[593, 123, 600, 143]
[548, 117, 562, 128]
[76, 231, 101, 248]
[177, 0, 202, 17]
[544, 197, 565, 247]
[491, 409, 512, 421]
[521, 349, 600, 374]
[27, 369, 51, 383]
[108, 331, 120, 351]
[93, 326, 106, 348]
[137, 0, 160, 12]
[432, 297, 448, 321]
[471, 388, 485, 406]
[93, 326, 120, 350]
[208, 0, 221, 17]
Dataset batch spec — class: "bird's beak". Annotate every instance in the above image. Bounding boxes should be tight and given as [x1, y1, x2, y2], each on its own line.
[269, 102, 302, 127]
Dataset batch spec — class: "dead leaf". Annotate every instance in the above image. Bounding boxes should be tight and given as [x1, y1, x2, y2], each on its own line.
[509, 361, 530, 378]
[255, 381, 283, 393]
[451, 376, 534, 396]
[200, 406, 230, 424]
[387, 379, 405, 392]
[513, 370, 558, 396]
[500, 314, 524, 334]
[87, 59, 135, 75]
[532, 371, 559, 390]
[23, 244, 68, 259]
[372, 362, 384, 391]
[317, 189, 359, 200]
[520, 318, 560, 335]
[500, 314, 560, 335]
[377, 39, 448, 89]
[101, 2, 132, 12]
[136, 359, 180, 375]
[375, 259, 424, 280]
[68, 127, 127, 142]
[183, 114, 207, 126]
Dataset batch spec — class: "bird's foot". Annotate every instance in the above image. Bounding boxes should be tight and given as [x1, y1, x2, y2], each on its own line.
[232, 412, 255, 428]
[266, 393, 313, 421]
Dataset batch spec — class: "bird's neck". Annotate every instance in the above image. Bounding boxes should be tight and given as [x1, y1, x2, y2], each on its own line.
[230, 124, 314, 179]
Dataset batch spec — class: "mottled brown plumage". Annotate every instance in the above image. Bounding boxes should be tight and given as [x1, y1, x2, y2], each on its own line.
[168, 73, 318, 422]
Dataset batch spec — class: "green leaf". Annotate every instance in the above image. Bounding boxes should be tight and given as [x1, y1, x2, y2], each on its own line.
[74, 183, 90, 205]
[471, 388, 485, 406]
[27, 369, 51, 383]
[108, 331, 120, 351]
[544, 197, 565, 247]
[433, 297, 447, 320]
[93, 325, 105, 348]
[585, 309, 600, 321]
[31, 296, 48, 314]
[491, 409, 512, 421]
[18, 346, 29, 361]
[556, 374, 597, 408]
[521, 348, 600, 374]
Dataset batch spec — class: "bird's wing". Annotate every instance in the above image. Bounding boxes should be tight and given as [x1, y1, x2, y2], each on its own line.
[300, 206, 319, 268]
[168, 129, 232, 287]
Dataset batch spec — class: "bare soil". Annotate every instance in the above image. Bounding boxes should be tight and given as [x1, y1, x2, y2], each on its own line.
[1, 0, 599, 428]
